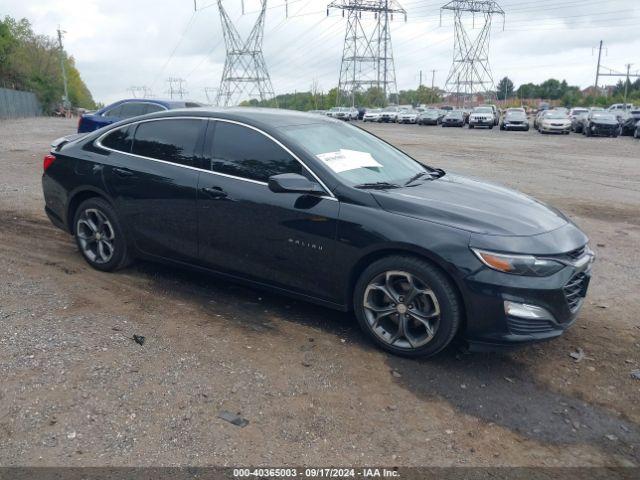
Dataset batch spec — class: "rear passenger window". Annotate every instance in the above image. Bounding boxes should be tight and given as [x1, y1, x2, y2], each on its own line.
[104, 105, 123, 117]
[144, 104, 166, 114]
[101, 125, 133, 153]
[132, 119, 203, 166]
[118, 102, 149, 118]
[210, 122, 303, 182]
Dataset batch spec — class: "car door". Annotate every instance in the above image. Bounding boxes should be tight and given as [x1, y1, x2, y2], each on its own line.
[197, 120, 340, 301]
[100, 117, 206, 262]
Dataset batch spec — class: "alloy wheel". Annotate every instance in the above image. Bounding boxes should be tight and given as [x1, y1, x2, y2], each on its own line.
[76, 208, 116, 264]
[363, 270, 440, 349]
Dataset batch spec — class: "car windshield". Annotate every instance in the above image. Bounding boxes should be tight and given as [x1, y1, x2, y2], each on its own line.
[592, 113, 616, 120]
[474, 108, 492, 113]
[367, 109, 382, 113]
[506, 112, 525, 118]
[545, 113, 568, 119]
[279, 123, 428, 187]
[383, 107, 397, 112]
[447, 111, 463, 118]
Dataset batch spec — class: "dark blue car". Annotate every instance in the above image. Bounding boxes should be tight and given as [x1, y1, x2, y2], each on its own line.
[77, 99, 203, 133]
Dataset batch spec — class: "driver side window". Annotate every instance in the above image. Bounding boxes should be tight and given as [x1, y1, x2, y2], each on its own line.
[208, 121, 305, 183]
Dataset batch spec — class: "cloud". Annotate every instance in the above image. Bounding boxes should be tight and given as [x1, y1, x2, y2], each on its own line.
[3, 0, 639, 105]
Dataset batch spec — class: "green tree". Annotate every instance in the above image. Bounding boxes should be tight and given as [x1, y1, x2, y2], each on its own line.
[0, 15, 96, 111]
[496, 77, 514, 100]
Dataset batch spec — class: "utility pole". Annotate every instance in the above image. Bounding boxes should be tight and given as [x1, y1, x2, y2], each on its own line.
[624, 64, 632, 106]
[419, 70, 423, 88]
[215, 0, 276, 107]
[431, 69, 437, 90]
[594, 40, 603, 93]
[56, 26, 70, 110]
[329, 0, 407, 107]
[441, 1, 505, 107]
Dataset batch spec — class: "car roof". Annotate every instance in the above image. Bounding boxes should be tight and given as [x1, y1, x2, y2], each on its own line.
[128, 107, 343, 129]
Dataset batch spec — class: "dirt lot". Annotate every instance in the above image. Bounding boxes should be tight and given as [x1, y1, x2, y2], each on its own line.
[1, 117, 639, 467]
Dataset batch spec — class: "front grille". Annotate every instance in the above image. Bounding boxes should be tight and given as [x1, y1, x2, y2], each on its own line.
[507, 317, 556, 336]
[564, 272, 588, 312]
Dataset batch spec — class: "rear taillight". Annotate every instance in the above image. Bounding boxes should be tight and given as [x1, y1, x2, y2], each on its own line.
[43, 154, 56, 172]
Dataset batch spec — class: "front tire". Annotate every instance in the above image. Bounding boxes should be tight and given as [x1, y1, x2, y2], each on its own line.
[353, 256, 461, 358]
[73, 197, 132, 272]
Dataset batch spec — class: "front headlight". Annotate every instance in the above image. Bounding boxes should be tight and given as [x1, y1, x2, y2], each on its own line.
[471, 248, 565, 276]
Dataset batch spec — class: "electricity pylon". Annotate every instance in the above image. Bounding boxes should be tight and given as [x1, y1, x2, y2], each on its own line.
[166, 77, 187, 99]
[328, 0, 406, 107]
[440, 0, 504, 106]
[216, 0, 276, 107]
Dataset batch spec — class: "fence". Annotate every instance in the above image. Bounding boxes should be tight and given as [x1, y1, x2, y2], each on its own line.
[0, 88, 41, 119]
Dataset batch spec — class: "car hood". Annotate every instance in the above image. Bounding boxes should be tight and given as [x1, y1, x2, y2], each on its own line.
[371, 173, 569, 236]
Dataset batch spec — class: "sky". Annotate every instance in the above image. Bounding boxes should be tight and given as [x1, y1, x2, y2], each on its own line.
[3, 0, 639, 105]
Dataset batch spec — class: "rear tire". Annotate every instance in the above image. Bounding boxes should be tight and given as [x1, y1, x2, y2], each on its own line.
[353, 255, 461, 358]
[73, 197, 132, 272]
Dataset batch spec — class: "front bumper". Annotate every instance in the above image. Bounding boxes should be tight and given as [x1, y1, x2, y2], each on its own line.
[461, 242, 594, 350]
[540, 123, 571, 133]
[469, 118, 493, 127]
[590, 124, 619, 136]
[503, 122, 529, 130]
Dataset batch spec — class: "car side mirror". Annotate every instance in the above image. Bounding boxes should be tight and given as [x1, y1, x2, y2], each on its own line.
[268, 173, 324, 195]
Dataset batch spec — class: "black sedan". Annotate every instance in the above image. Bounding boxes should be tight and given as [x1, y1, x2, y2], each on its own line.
[42, 108, 594, 358]
[582, 112, 621, 137]
[418, 110, 445, 125]
[441, 110, 465, 127]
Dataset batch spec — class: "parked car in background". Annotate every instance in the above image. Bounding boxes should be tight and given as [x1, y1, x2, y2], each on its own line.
[43, 107, 593, 357]
[538, 112, 572, 134]
[326, 107, 340, 118]
[398, 109, 419, 124]
[441, 110, 465, 127]
[418, 109, 445, 126]
[569, 108, 589, 120]
[77, 99, 203, 133]
[534, 110, 555, 130]
[582, 111, 621, 137]
[635, 120, 640, 139]
[468, 107, 495, 129]
[308, 110, 327, 116]
[616, 108, 640, 136]
[500, 110, 530, 131]
[608, 103, 634, 113]
[333, 107, 359, 121]
[480, 104, 500, 125]
[357, 107, 366, 120]
[379, 106, 401, 123]
[363, 109, 382, 122]
[571, 111, 589, 133]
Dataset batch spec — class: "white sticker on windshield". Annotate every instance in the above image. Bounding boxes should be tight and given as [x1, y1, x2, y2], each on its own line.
[316, 149, 382, 173]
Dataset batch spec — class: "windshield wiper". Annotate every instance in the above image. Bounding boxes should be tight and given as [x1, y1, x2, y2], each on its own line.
[404, 171, 431, 186]
[353, 182, 400, 190]
[404, 168, 446, 186]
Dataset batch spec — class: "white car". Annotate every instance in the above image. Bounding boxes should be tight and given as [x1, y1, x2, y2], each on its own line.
[468, 107, 495, 129]
[332, 107, 358, 121]
[363, 109, 382, 122]
[397, 109, 419, 124]
[538, 112, 572, 134]
[326, 107, 340, 118]
[379, 107, 400, 123]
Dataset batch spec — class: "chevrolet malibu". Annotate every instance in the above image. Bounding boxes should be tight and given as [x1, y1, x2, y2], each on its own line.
[42, 108, 594, 358]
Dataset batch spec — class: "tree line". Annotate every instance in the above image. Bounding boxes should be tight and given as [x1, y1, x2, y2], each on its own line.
[0, 16, 96, 112]
[497, 76, 640, 107]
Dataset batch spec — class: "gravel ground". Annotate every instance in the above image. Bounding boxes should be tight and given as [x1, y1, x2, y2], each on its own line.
[0, 117, 639, 467]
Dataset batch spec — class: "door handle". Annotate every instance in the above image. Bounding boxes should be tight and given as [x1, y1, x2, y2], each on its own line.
[113, 167, 134, 177]
[201, 186, 228, 199]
